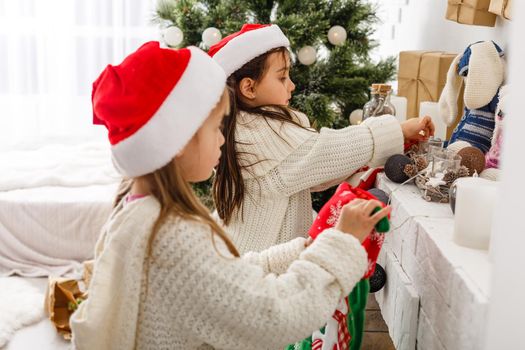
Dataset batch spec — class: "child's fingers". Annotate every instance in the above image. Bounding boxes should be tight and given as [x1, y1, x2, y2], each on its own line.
[421, 116, 435, 137]
[427, 122, 435, 137]
[362, 199, 383, 216]
[412, 117, 431, 140]
[345, 198, 366, 208]
[370, 206, 390, 222]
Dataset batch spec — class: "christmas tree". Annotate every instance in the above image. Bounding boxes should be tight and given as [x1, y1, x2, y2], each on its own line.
[154, 0, 396, 210]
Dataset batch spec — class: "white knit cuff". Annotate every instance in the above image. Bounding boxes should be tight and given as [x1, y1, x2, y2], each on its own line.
[361, 115, 404, 167]
[265, 237, 307, 274]
[300, 228, 367, 295]
[242, 237, 307, 275]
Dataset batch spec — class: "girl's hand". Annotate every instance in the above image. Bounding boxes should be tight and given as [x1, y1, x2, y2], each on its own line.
[401, 116, 435, 142]
[335, 199, 390, 243]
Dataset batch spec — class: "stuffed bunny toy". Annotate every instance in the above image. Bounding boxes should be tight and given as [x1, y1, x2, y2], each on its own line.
[439, 41, 505, 153]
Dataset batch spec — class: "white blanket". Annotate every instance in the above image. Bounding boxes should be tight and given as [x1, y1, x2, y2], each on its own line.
[0, 184, 117, 277]
[0, 278, 45, 348]
[0, 142, 119, 192]
[0, 142, 119, 277]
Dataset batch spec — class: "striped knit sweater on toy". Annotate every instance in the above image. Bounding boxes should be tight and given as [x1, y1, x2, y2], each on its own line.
[439, 41, 505, 153]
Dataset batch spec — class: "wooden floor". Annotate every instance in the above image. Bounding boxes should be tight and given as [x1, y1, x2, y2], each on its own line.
[362, 294, 396, 350]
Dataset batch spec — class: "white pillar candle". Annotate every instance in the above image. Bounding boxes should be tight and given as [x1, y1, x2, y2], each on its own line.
[453, 177, 499, 250]
[390, 95, 407, 123]
[419, 101, 447, 141]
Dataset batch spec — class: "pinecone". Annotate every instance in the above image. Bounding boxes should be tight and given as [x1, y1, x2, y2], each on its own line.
[414, 155, 429, 171]
[457, 165, 470, 178]
[415, 174, 428, 190]
[443, 171, 458, 185]
[403, 163, 418, 178]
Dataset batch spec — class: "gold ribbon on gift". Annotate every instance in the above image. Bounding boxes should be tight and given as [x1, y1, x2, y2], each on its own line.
[398, 53, 436, 117]
[446, 0, 497, 26]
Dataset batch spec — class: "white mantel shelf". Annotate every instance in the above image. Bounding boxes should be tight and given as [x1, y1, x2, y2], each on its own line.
[374, 173, 491, 350]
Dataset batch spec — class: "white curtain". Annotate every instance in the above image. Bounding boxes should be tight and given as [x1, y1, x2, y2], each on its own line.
[0, 0, 159, 150]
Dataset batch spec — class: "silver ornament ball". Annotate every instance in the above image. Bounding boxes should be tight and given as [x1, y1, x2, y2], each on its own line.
[327, 25, 347, 46]
[163, 26, 183, 47]
[349, 109, 363, 125]
[202, 27, 222, 47]
[297, 46, 317, 65]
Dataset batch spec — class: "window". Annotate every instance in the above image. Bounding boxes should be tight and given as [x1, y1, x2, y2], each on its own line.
[0, 0, 158, 149]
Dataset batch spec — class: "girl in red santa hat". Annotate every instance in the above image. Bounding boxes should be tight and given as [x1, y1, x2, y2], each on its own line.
[208, 24, 435, 255]
[69, 41, 390, 350]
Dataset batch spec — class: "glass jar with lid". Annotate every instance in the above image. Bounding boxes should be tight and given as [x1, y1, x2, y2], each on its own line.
[362, 84, 396, 120]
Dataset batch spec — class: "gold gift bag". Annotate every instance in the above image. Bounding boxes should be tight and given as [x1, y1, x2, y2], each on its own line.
[446, 0, 497, 27]
[44, 278, 87, 339]
[489, 0, 512, 19]
[44, 261, 92, 340]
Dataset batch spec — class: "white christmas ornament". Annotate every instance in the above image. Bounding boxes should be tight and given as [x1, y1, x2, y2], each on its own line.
[298, 46, 317, 65]
[163, 26, 183, 47]
[327, 25, 347, 46]
[202, 27, 222, 47]
[349, 109, 363, 125]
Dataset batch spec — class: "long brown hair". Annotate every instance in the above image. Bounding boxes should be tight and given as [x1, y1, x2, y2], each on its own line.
[141, 160, 239, 258]
[213, 46, 313, 225]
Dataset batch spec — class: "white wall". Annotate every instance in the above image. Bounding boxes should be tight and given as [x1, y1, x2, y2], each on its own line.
[484, 1, 525, 347]
[371, 0, 509, 60]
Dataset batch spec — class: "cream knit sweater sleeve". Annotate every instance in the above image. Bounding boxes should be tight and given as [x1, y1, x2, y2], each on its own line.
[262, 115, 403, 197]
[153, 221, 367, 350]
[242, 237, 306, 275]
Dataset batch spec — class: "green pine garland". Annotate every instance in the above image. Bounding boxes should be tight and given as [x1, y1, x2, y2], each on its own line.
[154, 0, 395, 211]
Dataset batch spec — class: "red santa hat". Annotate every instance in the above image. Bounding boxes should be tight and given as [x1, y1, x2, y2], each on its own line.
[208, 24, 290, 77]
[92, 41, 226, 177]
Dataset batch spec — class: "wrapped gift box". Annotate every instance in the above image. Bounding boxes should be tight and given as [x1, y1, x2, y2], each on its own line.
[488, 0, 512, 19]
[446, 0, 497, 27]
[398, 51, 457, 116]
[398, 51, 464, 139]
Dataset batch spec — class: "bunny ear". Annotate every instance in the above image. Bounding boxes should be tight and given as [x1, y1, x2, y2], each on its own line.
[439, 53, 463, 126]
[464, 41, 505, 110]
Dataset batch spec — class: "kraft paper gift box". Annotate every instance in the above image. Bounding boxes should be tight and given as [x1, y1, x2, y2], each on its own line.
[488, 0, 512, 19]
[446, 0, 497, 27]
[397, 51, 464, 139]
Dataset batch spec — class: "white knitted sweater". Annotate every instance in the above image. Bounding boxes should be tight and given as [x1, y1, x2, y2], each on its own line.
[70, 196, 367, 350]
[226, 111, 404, 253]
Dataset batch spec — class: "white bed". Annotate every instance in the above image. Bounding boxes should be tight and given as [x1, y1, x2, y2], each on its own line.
[0, 142, 120, 277]
[0, 142, 119, 348]
[0, 184, 117, 277]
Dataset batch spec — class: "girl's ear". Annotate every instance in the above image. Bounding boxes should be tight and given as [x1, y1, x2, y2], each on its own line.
[238, 77, 257, 100]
